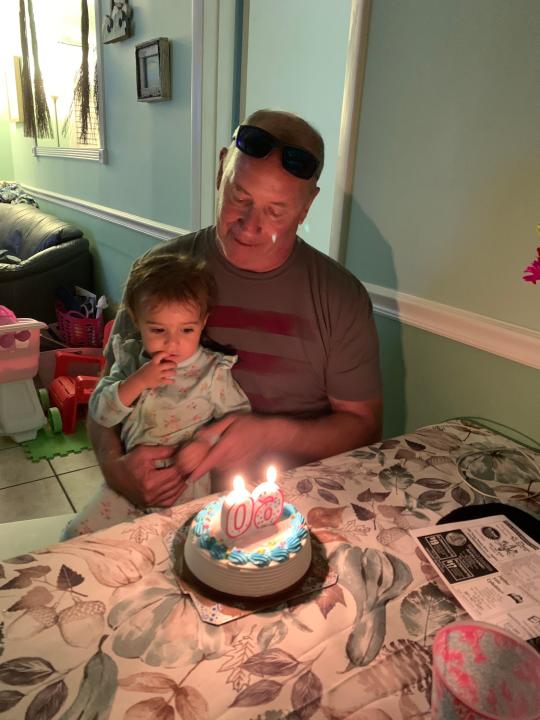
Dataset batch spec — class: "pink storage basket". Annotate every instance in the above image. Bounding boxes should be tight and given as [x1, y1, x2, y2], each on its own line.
[55, 304, 104, 347]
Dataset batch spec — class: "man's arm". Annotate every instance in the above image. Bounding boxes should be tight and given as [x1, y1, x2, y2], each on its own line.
[87, 416, 187, 507]
[187, 395, 382, 482]
[276, 395, 382, 464]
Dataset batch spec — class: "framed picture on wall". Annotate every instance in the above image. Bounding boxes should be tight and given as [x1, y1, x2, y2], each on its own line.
[135, 38, 171, 102]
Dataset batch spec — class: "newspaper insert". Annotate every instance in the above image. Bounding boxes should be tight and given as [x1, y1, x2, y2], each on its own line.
[412, 515, 540, 650]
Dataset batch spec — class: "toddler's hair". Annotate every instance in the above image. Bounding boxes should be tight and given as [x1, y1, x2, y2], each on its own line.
[124, 253, 216, 319]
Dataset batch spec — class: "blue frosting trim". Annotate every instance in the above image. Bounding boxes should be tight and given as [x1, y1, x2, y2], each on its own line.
[199, 535, 214, 550]
[269, 548, 289, 562]
[193, 508, 207, 537]
[228, 549, 249, 565]
[195, 498, 308, 568]
[210, 544, 227, 560]
[286, 537, 302, 553]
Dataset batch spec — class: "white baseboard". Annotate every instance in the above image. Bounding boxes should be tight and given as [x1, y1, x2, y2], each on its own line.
[21, 185, 190, 241]
[366, 282, 540, 371]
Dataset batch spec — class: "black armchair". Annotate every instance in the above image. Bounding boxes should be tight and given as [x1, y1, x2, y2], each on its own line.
[0, 204, 94, 323]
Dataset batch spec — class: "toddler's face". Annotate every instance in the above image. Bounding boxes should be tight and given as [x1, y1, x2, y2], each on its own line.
[135, 299, 207, 363]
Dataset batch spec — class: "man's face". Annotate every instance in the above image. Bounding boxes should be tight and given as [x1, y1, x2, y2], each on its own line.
[135, 299, 206, 364]
[215, 148, 318, 272]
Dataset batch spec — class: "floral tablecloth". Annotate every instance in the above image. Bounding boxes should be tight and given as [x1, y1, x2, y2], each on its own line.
[1, 420, 539, 720]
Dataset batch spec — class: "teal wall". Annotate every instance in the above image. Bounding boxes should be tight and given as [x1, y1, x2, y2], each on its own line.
[376, 315, 540, 443]
[348, 0, 540, 440]
[36, 198, 160, 307]
[0, 114, 14, 181]
[244, 0, 351, 255]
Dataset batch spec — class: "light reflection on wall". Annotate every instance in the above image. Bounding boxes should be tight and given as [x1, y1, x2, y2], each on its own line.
[0, 2, 21, 120]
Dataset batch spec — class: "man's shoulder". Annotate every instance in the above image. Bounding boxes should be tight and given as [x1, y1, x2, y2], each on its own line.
[147, 226, 216, 260]
[298, 240, 370, 301]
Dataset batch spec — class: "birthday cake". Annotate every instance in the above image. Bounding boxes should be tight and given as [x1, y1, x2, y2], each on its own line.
[182, 489, 312, 598]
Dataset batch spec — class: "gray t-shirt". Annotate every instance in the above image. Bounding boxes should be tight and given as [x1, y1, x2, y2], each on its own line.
[108, 227, 381, 419]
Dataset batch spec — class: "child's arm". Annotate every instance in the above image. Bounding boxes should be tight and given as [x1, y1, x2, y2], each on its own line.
[89, 366, 133, 428]
[117, 351, 177, 406]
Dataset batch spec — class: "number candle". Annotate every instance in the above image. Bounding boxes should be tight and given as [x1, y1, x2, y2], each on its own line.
[252, 466, 284, 529]
[221, 475, 254, 539]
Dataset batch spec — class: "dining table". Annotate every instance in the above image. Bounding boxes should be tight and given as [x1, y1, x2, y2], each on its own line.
[0, 418, 539, 720]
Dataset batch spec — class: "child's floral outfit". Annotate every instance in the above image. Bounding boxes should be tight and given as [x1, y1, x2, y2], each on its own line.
[91, 335, 249, 455]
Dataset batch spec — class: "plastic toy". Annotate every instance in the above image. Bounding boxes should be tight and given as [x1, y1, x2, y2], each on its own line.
[44, 352, 105, 434]
[0, 306, 47, 442]
[0, 305, 31, 348]
[39, 320, 113, 434]
[0, 305, 16, 323]
[20, 420, 92, 462]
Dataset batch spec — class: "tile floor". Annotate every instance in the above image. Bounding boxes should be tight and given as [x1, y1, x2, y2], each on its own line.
[0, 434, 104, 524]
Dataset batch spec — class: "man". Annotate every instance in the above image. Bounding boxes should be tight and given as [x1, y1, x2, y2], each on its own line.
[66, 109, 382, 535]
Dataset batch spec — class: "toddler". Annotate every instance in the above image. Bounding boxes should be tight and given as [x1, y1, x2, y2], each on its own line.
[89, 252, 250, 505]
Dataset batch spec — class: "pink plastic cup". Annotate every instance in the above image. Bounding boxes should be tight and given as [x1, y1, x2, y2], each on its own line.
[431, 621, 540, 720]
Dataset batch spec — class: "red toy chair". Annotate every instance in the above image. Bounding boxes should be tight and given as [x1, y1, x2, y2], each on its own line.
[40, 320, 114, 434]
[46, 353, 105, 434]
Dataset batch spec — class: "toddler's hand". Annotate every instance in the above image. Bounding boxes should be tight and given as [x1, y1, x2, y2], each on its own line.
[176, 439, 211, 476]
[136, 352, 177, 389]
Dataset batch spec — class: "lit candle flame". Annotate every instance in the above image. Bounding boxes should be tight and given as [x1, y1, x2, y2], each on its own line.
[233, 475, 245, 492]
[266, 465, 277, 485]
[226, 475, 249, 504]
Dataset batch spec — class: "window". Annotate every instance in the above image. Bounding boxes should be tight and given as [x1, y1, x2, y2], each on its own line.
[24, 0, 105, 161]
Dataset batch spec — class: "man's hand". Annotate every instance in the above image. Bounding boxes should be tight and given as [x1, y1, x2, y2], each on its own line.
[175, 439, 212, 476]
[188, 414, 277, 482]
[116, 444, 188, 507]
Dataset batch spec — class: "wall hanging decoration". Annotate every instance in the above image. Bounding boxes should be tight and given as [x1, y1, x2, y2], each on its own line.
[62, 0, 94, 144]
[18, 0, 53, 140]
[18, 0, 36, 138]
[102, 1, 133, 44]
[135, 38, 171, 102]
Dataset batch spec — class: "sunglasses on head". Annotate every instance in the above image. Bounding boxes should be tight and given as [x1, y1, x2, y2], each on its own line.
[233, 125, 320, 180]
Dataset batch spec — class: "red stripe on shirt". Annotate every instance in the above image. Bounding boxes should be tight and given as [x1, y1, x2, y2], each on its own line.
[245, 392, 329, 416]
[234, 350, 309, 375]
[208, 306, 314, 339]
[243, 393, 285, 413]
